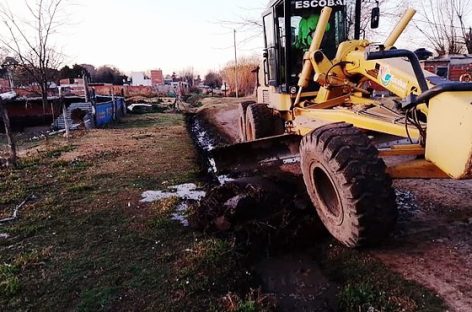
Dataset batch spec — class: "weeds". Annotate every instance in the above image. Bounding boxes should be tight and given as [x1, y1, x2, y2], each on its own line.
[150, 197, 180, 215]
[338, 282, 391, 312]
[13, 247, 52, 268]
[319, 243, 445, 312]
[221, 289, 276, 312]
[174, 238, 249, 295]
[0, 247, 51, 297]
[44, 145, 76, 158]
[0, 264, 20, 296]
[68, 183, 94, 193]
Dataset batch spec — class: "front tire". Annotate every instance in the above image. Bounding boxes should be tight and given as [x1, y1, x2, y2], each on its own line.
[238, 101, 256, 142]
[300, 123, 397, 247]
[245, 104, 284, 141]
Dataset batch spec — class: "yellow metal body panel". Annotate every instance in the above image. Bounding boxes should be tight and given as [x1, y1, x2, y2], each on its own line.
[257, 86, 292, 111]
[344, 50, 436, 99]
[379, 145, 425, 157]
[304, 95, 350, 109]
[293, 107, 421, 139]
[425, 92, 472, 179]
[387, 159, 449, 179]
[269, 91, 292, 111]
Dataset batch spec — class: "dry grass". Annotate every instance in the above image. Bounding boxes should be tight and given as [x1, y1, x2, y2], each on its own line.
[0, 113, 258, 311]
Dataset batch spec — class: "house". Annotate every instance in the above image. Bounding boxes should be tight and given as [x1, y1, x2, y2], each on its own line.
[131, 72, 152, 86]
[0, 79, 11, 93]
[59, 78, 86, 97]
[422, 54, 472, 81]
[150, 69, 164, 86]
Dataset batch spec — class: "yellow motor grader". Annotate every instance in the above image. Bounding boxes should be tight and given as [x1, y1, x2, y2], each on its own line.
[212, 0, 472, 247]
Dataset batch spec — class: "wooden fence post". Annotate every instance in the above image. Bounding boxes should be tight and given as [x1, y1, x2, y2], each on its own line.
[0, 98, 17, 167]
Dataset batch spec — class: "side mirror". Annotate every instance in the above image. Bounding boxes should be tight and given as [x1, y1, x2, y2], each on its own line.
[371, 7, 380, 29]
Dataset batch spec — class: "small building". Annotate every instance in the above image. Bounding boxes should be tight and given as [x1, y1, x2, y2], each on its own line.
[150, 69, 164, 86]
[59, 78, 86, 97]
[131, 72, 152, 86]
[422, 55, 472, 81]
[0, 78, 11, 93]
[170, 81, 189, 94]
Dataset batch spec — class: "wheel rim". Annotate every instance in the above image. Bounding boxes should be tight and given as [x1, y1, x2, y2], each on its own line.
[312, 165, 343, 225]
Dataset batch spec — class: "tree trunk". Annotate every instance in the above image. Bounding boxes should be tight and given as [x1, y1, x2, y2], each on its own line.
[40, 83, 51, 123]
[0, 98, 17, 168]
[61, 98, 71, 138]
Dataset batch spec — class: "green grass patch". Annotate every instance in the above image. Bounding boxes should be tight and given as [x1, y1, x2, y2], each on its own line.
[78, 287, 119, 312]
[0, 264, 21, 296]
[318, 243, 445, 312]
[6, 222, 45, 239]
[0, 248, 51, 297]
[67, 182, 94, 193]
[16, 157, 41, 169]
[44, 145, 76, 159]
[13, 248, 52, 268]
[113, 113, 185, 129]
[173, 238, 251, 299]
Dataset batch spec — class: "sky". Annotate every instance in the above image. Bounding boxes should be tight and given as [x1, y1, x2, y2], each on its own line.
[1, 0, 467, 76]
[61, 0, 267, 75]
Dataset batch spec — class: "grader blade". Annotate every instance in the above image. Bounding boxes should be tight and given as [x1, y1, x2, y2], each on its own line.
[210, 134, 301, 174]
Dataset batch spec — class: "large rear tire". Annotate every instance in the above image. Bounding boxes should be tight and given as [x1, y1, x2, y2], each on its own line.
[238, 101, 256, 142]
[300, 123, 397, 247]
[245, 103, 284, 141]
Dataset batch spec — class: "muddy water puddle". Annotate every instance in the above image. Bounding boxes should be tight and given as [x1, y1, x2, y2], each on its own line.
[189, 118, 219, 152]
[140, 183, 206, 227]
[171, 202, 190, 227]
[141, 183, 206, 202]
[188, 116, 239, 178]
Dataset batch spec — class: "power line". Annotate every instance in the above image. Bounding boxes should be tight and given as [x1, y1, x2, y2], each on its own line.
[383, 12, 466, 30]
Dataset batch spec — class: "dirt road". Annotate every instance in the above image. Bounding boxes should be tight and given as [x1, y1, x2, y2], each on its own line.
[198, 97, 472, 312]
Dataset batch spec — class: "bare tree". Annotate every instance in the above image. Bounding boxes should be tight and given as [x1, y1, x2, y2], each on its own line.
[204, 71, 223, 89]
[413, 0, 467, 55]
[221, 55, 260, 97]
[451, 0, 472, 53]
[0, 0, 67, 112]
[179, 67, 195, 87]
[346, 0, 382, 38]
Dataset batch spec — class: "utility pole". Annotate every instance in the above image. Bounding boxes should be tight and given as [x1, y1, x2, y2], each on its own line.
[83, 70, 90, 103]
[234, 29, 239, 98]
[354, 0, 362, 40]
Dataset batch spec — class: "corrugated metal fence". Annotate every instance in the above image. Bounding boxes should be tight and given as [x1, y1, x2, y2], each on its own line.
[53, 97, 126, 130]
[95, 97, 126, 127]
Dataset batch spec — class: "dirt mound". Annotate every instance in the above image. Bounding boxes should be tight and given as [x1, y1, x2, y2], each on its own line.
[188, 178, 326, 252]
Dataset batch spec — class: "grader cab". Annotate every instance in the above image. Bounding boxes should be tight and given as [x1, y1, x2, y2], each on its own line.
[212, 0, 472, 248]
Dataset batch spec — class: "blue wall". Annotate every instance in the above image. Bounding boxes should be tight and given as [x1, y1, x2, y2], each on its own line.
[95, 97, 126, 127]
[95, 101, 113, 127]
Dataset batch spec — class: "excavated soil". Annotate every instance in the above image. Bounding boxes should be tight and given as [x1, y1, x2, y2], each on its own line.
[196, 97, 472, 312]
